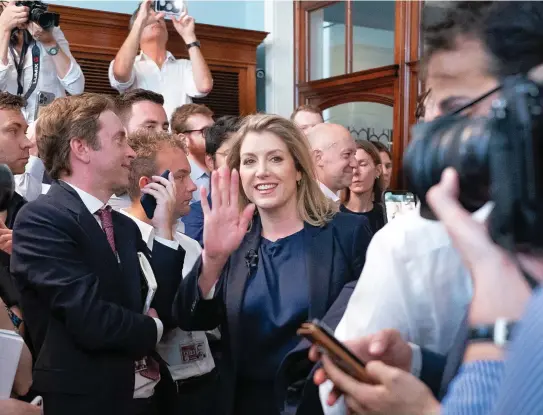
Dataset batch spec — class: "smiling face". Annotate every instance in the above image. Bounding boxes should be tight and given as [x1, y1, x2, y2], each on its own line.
[0, 108, 31, 174]
[239, 130, 302, 213]
[87, 110, 136, 194]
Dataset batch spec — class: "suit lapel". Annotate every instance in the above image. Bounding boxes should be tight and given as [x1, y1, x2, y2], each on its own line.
[225, 217, 261, 361]
[305, 223, 333, 319]
[52, 181, 120, 271]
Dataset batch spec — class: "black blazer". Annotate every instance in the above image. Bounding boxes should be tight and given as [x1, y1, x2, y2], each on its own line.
[10, 181, 186, 415]
[0, 191, 25, 308]
[174, 212, 372, 415]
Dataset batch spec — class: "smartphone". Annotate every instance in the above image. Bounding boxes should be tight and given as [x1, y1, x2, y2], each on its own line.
[140, 169, 170, 219]
[384, 190, 417, 221]
[297, 319, 375, 384]
[154, 0, 186, 16]
[34, 91, 55, 120]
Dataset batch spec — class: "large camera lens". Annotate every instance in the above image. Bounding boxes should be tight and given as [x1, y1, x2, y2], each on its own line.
[32, 9, 60, 30]
[404, 115, 491, 212]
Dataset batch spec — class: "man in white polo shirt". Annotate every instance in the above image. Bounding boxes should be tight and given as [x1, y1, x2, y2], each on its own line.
[109, 0, 213, 119]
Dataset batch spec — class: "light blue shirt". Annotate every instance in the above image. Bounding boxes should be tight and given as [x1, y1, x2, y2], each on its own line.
[189, 158, 210, 204]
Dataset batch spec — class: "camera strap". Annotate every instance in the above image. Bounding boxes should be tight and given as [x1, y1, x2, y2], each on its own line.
[9, 31, 41, 102]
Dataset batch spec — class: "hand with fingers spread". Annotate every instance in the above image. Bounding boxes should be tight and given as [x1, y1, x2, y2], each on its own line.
[321, 356, 439, 415]
[172, 11, 196, 44]
[426, 169, 532, 342]
[310, 329, 413, 406]
[0, 2, 29, 33]
[199, 166, 255, 295]
[141, 171, 176, 241]
[0, 220, 12, 254]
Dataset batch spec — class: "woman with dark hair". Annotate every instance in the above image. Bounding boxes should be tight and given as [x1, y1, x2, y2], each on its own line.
[340, 140, 386, 234]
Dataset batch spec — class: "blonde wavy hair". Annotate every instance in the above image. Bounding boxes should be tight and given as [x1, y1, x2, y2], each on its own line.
[227, 114, 337, 227]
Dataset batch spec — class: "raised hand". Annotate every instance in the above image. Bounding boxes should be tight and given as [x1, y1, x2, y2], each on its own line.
[141, 172, 176, 241]
[172, 11, 196, 43]
[201, 166, 255, 261]
[0, 2, 28, 33]
[135, 0, 165, 30]
[426, 169, 532, 329]
[198, 166, 255, 295]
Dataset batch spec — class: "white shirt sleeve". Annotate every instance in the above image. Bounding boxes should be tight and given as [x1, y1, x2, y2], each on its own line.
[153, 317, 163, 344]
[14, 156, 44, 202]
[180, 59, 208, 98]
[53, 27, 85, 95]
[109, 59, 136, 92]
[319, 230, 415, 414]
[0, 57, 15, 90]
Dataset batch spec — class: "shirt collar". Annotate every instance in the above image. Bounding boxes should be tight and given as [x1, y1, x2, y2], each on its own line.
[62, 181, 106, 215]
[119, 208, 154, 246]
[137, 50, 176, 63]
[189, 158, 210, 181]
[119, 208, 182, 248]
[319, 182, 340, 202]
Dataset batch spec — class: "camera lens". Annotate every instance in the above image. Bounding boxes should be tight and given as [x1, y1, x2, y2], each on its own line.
[404, 115, 491, 212]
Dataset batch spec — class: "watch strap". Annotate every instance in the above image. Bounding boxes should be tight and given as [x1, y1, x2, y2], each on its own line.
[46, 43, 59, 55]
[469, 318, 516, 347]
[186, 40, 201, 50]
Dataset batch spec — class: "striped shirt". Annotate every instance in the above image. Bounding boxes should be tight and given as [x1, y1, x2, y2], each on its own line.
[441, 287, 543, 415]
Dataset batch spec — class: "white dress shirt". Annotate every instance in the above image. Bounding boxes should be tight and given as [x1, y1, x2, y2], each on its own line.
[189, 158, 210, 204]
[0, 27, 84, 123]
[319, 203, 493, 415]
[119, 209, 215, 398]
[108, 51, 208, 119]
[319, 182, 340, 202]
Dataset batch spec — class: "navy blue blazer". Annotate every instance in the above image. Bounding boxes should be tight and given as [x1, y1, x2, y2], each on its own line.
[10, 181, 186, 415]
[174, 211, 373, 415]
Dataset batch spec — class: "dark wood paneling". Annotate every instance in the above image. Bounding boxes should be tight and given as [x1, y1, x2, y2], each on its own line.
[49, 4, 267, 115]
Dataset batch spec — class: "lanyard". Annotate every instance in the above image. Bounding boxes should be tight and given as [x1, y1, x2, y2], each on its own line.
[9, 31, 41, 102]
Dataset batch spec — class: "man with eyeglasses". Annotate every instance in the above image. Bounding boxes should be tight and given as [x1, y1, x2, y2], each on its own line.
[170, 104, 214, 204]
[181, 115, 240, 247]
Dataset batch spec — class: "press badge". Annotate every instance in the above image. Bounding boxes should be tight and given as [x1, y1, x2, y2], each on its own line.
[180, 339, 207, 363]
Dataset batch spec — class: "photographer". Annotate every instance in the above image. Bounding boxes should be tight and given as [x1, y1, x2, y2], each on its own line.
[0, 1, 84, 123]
[311, 2, 543, 414]
[110, 0, 213, 119]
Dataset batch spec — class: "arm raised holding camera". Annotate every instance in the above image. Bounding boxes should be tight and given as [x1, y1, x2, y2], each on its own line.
[112, 0, 164, 85]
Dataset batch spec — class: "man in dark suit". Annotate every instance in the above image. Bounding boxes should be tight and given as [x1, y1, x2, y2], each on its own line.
[0, 93, 32, 339]
[10, 93, 188, 415]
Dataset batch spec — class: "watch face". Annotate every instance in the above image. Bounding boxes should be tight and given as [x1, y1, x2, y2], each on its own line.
[48, 47, 59, 56]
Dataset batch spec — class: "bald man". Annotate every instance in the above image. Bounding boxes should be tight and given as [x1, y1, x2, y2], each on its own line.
[306, 123, 357, 201]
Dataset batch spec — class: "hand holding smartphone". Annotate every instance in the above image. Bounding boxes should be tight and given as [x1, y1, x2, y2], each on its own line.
[298, 319, 376, 384]
[140, 169, 170, 219]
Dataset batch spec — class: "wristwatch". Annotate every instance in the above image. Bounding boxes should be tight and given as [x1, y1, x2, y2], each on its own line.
[186, 40, 201, 50]
[468, 318, 517, 347]
[46, 43, 59, 56]
[5, 305, 23, 333]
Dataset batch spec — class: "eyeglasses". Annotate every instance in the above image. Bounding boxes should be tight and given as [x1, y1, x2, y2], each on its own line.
[183, 128, 207, 135]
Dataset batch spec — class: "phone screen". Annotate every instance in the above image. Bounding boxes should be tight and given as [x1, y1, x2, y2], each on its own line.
[155, 0, 186, 15]
[384, 191, 417, 221]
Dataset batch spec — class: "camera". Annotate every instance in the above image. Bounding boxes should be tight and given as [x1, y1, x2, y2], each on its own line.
[16, 1, 59, 30]
[404, 75, 543, 251]
[0, 164, 14, 212]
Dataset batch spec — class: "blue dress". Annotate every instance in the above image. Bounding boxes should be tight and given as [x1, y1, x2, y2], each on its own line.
[235, 229, 309, 415]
